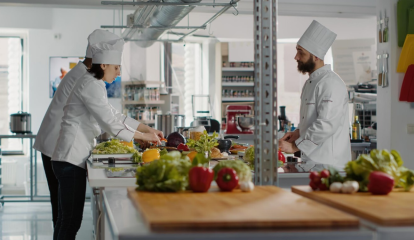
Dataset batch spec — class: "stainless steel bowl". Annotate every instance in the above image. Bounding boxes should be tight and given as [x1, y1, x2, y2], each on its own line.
[237, 116, 254, 131]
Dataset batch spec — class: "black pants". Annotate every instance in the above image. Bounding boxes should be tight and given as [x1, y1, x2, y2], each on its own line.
[41, 153, 59, 227]
[51, 161, 87, 240]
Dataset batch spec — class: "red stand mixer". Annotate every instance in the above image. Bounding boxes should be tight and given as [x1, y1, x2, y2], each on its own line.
[225, 105, 254, 134]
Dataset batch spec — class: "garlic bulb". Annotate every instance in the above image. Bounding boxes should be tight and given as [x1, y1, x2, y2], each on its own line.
[240, 181, 255, 192]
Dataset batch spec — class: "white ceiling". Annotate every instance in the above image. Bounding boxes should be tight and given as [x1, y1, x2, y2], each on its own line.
[0, 0, 376, 18]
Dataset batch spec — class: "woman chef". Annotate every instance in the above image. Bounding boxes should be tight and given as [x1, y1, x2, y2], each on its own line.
[279, 20, 351, 172]
[50, 37, 160, 239]
[33, 30, 162, 231]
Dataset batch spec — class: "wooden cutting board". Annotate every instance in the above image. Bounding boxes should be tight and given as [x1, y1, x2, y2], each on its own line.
[292, 185, 414, 226]
[127, 186, 358, 231]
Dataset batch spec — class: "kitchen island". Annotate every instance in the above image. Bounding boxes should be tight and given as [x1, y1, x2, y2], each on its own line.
[101, 187, 373, 240]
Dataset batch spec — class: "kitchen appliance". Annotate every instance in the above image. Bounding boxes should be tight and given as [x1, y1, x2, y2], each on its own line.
[225, 105, 253, 134]
[155, 114, 186, 136]
[10, 112, 31, 134]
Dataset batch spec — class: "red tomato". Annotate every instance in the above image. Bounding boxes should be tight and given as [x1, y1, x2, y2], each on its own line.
[320, 169, 330, 178]
[309, 180, 318, 190]
[309, 171, 319, 181]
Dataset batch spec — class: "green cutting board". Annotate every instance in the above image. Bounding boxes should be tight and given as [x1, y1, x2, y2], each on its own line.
[398, 0, 414, 47]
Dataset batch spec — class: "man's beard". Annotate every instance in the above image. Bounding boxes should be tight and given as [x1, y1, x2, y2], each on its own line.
[297, 56, 315, 74]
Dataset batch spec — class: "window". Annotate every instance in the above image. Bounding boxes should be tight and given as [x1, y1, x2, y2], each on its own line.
[168, 43, 205, 126]
[0, 36, 24, 152]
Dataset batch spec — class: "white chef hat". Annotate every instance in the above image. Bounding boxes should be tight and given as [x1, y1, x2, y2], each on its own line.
[297, 20, 337, 60]
[90, 38, 125, 65]
[85, 29, 121, 58]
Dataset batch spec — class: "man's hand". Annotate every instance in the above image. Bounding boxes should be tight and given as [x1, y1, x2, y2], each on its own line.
[279, 129, 300, 143]
[279, 140, 299, 154]
[134, 132, 161, 145]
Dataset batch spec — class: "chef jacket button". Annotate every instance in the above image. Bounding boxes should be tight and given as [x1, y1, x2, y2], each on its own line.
[302, 116, 304, 119]
[310, 81, 312, 83]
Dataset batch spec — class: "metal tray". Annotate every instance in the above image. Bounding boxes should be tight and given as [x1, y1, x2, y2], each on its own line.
[91, 153, 133, 159]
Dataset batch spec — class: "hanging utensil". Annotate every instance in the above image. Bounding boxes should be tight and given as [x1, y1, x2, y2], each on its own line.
[382, 52, 389, 88]
[377, 54, 383, 86]
[383, 10, 389, 43]
[379, 12, 383, 43]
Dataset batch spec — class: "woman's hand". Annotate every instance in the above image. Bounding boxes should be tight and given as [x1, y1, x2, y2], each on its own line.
[137, 124, 164, 139]
[148, 128, 164, 139]
[134, 131, 161, 145]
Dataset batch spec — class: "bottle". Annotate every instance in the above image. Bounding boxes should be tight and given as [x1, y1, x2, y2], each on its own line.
[352, 116, 361, 140]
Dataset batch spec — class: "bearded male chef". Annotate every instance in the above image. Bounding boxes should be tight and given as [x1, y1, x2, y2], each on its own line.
[33, 29, 162, 228]
[279, 20, 351, 171]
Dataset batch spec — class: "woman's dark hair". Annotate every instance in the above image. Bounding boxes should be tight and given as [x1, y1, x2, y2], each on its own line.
[87, 64, 104, 79]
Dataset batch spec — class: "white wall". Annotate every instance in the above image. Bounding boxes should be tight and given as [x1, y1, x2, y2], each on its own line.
[376, 0, 414, 169]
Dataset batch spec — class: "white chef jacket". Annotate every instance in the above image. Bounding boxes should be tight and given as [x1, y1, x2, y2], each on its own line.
[295, 65, 351, 169]
[51, 72, 139, 169]
[34, 62, 86, 157]
[34, 62, 139, 158]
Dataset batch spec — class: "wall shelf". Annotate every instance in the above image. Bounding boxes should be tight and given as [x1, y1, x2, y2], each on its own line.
[222, 67, 254, 72]
[222, 97, 254, 102]
[123, 100, 165, 105]
[121, 81, 163, 86]
[222, 82, 254, 87]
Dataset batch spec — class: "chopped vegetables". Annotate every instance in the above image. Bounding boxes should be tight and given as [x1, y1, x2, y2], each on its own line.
[93, 139, 137, 154]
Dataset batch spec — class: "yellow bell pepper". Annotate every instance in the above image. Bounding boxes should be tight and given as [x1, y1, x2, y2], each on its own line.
[142, 149, 160, 163]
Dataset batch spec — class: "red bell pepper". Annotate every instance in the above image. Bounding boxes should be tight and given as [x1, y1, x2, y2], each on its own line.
[177, 143, 189, 151]
[189, 166, 214, 192]
[216, 168, 239, 191]
[368, 171, 394, 195]
[278, 150, 286, 163]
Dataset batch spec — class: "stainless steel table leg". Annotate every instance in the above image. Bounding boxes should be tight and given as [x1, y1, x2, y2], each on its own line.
[93, 187, 105, 240]
[30, 138, 33, 201]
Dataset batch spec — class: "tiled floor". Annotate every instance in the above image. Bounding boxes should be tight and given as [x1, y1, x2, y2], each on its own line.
[0, 201, 93, 240]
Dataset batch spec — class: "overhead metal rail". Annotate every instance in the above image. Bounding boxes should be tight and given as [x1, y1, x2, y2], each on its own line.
[100, 0, 239, 42]
[101, 1, 233, 7]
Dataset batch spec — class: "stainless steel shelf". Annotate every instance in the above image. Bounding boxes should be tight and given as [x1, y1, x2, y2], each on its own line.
[222, 97, 254, 102]
[222, 67, 254, 71]
[122, 100, 165, 105]
[222, 82, 254, 87]
[121, 81, 163, 86]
